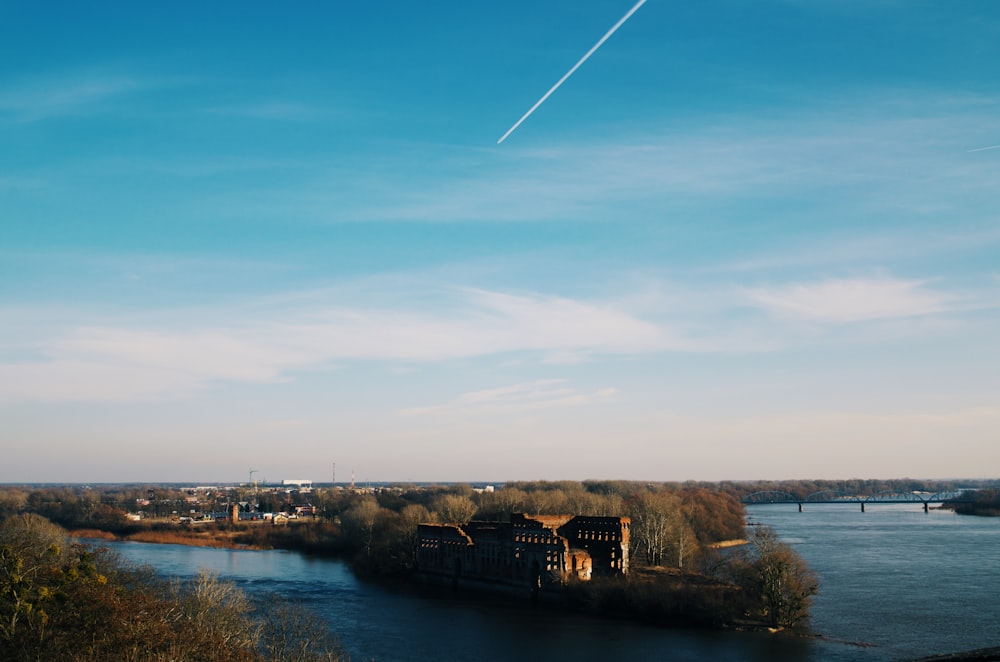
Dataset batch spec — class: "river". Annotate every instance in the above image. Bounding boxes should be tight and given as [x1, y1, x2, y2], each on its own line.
[101, 503, 1000, 661]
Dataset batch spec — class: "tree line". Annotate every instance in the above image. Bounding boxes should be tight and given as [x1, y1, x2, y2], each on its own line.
[945, 489, 1000, 517]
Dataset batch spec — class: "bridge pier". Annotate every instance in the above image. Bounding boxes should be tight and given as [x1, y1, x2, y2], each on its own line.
[861, 502, 865, 513]
[798, 503, 802, 512]
[923, 502, 929, 513]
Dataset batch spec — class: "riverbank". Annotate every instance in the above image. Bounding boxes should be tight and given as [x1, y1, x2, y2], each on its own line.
[909, 647, 1000, 661]
[71, 526, 264, 549]
[942, 489, 1000, 517]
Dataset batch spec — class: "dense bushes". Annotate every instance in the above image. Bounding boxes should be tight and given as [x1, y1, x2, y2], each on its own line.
[0, 514, 346, 662]
[563, 568, 753, 629]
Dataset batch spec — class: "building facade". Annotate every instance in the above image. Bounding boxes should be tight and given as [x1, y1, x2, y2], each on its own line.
[417, 513, 629, 590]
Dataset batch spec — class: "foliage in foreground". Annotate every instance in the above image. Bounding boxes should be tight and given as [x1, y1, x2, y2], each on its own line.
[0, 514, 345, 662]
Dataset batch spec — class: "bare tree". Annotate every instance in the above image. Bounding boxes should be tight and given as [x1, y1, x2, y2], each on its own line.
[741, 525, 818, 629]
[432, 495, 477, 524]
[0, 491, 27, 520]
[341, 497, 382, 557]
[173, 570, 262, 653]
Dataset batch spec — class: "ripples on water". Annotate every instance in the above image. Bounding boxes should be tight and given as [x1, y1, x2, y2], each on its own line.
[104, 504, 1000, 662]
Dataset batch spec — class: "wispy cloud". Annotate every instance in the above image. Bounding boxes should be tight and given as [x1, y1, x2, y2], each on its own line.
[1, 257, 990, 403]
[0, 71, 150, 121]
[399, 379, 618, 416]
[701, 227, 1000, 276]
[349, 91, 1000, 224]
[0, 289, 674, 403]
[747, 276, 952, 323]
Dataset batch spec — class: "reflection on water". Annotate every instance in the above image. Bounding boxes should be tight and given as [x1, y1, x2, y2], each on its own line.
[102, 504, 1000, 661]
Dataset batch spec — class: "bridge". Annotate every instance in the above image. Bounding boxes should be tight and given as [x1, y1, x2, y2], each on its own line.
[741, 489, 973, 512]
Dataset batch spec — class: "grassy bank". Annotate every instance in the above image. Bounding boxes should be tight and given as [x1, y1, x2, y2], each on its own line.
[71, 524, 263, 549]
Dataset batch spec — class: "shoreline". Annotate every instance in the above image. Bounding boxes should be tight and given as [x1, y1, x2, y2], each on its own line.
[70, 527, 264, 550]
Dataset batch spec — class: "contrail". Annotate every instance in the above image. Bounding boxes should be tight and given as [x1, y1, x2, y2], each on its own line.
[967, 144, 1000, 153]
[497, 0, 648, 144]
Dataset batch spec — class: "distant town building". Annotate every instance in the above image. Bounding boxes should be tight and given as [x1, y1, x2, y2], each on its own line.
[417, 513, 629, 591]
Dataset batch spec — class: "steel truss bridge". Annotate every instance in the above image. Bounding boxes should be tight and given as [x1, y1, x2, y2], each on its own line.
[741, 489, 973, 512]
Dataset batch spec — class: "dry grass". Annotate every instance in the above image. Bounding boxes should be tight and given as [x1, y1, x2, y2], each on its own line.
[124, 529, 256, 549]
[70, 520, 278, 550]
[69, 528, 118, 540]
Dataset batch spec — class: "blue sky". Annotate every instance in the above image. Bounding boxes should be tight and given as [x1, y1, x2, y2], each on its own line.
[2, 1, 999, 484]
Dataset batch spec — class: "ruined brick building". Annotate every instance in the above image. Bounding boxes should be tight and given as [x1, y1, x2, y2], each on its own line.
[417, 513, 629, 590]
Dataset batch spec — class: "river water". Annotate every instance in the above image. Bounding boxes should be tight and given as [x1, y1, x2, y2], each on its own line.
[101, 504, 1000, 662]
